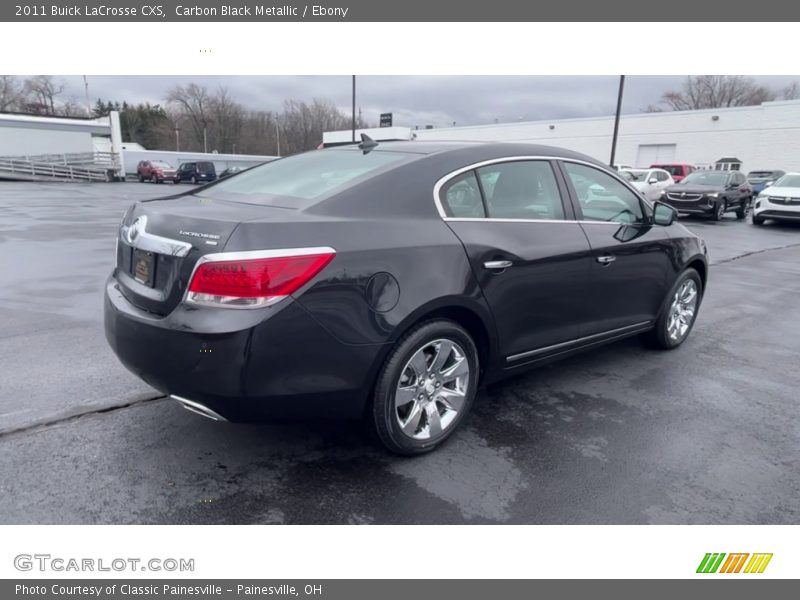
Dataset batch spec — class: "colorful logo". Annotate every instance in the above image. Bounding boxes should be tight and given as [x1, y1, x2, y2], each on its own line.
[696, 553, 773, 574]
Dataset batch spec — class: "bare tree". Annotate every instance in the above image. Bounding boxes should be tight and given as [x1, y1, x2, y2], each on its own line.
[23, 75, 66, 115]
[657, 76, 776, 111]
[209, 86, 244, 153]
[0, 75, 23, 111]
[782, 81, 800, 101]
[166, 83, 212, 150]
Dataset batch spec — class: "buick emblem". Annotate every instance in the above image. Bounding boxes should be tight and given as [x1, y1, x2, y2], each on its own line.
[680, 192, 686, 198]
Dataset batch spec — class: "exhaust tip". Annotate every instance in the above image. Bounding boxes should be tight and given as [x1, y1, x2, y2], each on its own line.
[170, 395, 228, 422]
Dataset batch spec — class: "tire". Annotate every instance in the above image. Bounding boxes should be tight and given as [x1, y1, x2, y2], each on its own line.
[174, 178, 180, 184]
[711, 200, 726, 221]
[372, 320, 479, 456]
[752, 214, 765, 226]
[153, 176, 161, 184]
[736, 196, 751, 220]
[641, 268, 703, 350]
[138, 174, 144, 183]
[191, 175, 198, 185]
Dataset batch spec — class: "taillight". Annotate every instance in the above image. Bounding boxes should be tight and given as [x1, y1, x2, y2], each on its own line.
[186, 247, 335, 309]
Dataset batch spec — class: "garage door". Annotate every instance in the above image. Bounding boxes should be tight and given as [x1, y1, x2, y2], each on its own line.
[636, 144, 677, 167]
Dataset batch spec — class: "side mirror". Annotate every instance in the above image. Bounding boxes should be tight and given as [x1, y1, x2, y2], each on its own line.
[653, 201, 677, 226]
[648, 177, 658, 184]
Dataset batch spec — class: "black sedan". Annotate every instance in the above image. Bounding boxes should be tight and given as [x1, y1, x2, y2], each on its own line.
[658, 170, 753, 221]
[104, 140, 708, 455]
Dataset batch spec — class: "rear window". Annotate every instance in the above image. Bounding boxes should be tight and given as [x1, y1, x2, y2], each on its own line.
[201, 150, 412, 202]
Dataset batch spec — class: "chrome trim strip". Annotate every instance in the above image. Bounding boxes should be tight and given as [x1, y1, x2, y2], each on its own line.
[171, 395, 228, 422]
[432, 155, 650, 222]
[506, 321, 651, 363]
[183, 246, 336, 310]
[121, 215, 192, 258]
[444, 217, 623, 225]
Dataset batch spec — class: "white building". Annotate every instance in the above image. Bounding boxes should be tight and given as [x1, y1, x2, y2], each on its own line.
[323, 99, 800, 174]
[0, 110, 276, 181]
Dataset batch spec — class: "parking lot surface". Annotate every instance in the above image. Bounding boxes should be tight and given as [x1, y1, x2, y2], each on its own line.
[1, 181, 799, 524]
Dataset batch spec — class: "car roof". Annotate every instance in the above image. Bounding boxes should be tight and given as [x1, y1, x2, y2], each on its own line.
[327, 140, 606, 166]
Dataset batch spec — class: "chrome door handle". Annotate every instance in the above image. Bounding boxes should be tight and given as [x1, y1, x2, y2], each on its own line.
[596, 255, 616, 265]
[483, 260, 513, 270]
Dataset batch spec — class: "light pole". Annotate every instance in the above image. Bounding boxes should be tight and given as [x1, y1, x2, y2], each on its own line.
[203, 127, 208, 153]
[351, 75, 356, 143]
[609, 75, 626, 167]
[275, 117, 281, 157]
[175, 127, 180, 152]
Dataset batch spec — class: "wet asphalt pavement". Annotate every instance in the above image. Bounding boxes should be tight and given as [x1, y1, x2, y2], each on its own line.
[0, 181, 799, 524]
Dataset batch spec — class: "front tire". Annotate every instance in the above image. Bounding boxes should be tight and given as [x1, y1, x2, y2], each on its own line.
[372, 320, 479, 456]
[711, 200, 726, 221]
[191, 175, 198, 184]
[752, 214, 765, 226]
[641, 269, 703, 350]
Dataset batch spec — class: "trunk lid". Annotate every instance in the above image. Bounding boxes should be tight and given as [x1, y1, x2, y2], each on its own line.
[115, 194, 285, 315]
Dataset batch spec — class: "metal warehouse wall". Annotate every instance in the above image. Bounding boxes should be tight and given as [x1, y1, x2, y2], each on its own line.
[413, 100, 800, 173]
[0, 126, 94, 156]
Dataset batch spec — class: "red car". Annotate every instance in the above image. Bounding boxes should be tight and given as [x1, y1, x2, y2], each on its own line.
[650, 163, 695, 183]
[137, 160, 179, 184]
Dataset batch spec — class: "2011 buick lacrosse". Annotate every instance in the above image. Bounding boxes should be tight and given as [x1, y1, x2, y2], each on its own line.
[104, 140, 708, 455]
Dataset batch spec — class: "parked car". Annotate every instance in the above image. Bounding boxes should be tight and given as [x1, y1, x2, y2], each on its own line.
[746, 170, 785, 196]
[752, 172, 800, 226]
[619, 168, 675, 201]
[219, 165, 248, 179]
[137, 160, 178, 184]
[175, 161, 217, 184]
[105, 141, 708, 455]
[659, 170, 752, 221]
[650, 163, 695, 183]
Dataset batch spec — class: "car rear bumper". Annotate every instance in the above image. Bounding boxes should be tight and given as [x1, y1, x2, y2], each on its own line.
[104, 277, 385, 420]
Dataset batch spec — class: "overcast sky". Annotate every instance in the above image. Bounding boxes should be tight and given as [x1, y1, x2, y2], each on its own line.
[53, 75, 800, 128]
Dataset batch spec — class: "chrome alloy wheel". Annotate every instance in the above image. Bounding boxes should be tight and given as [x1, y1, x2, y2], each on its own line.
[394, 339, 470, 440]
[666, 279, 699, 342]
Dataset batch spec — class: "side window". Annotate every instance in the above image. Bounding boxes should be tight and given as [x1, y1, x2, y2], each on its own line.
[476, 161, 565, 220]
[563, 162, 644, 224]
[440, 171, 485, 218]
[656, 171, 669, 182]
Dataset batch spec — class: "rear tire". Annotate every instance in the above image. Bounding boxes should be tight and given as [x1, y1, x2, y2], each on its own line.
[736, 197, 751, 220]
[641, 268, 703, 350]
[192, 175, 198, 184]
[372, 320, 479, 456]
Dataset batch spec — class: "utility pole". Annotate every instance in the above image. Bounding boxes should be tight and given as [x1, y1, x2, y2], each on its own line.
[275, 118, 281, 156]
[203, 127, 208, 153]
[83, 76, 91, 116]
[351, 75, 356, 143]
[175, 127, 180, 152]
[609, 75, 626, 167]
